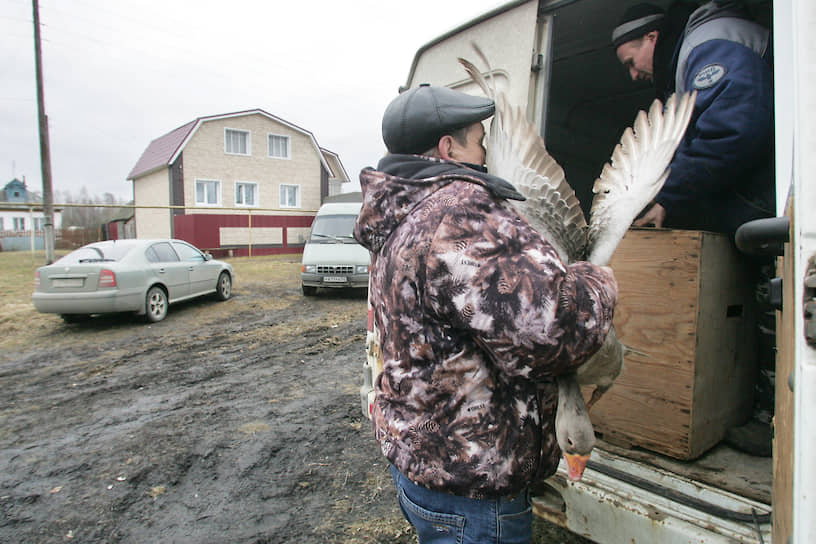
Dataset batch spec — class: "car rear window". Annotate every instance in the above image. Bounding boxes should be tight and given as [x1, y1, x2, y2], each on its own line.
[55, 243, 134, 264]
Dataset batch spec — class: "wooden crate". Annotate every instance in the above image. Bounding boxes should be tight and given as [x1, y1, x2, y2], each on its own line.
[585, 229, 759, 460]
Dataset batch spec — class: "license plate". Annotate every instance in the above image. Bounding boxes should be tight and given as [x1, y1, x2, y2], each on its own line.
[323, 276, 348, 283]
[51, 278, 83, 288]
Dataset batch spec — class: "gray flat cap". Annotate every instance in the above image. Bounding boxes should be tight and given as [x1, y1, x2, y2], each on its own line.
[382, 84, 495, 154]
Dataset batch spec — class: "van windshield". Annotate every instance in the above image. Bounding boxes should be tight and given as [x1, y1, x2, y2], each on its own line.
[310, 214, 357, 242]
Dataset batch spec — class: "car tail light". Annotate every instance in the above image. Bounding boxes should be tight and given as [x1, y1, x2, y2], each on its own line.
[34, 270, 40, 289]
[99, 269, 117, 288]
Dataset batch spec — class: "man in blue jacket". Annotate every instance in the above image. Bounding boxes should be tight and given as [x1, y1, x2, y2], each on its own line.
[613, 1, 775, 238]
[613, 2, 776, 456]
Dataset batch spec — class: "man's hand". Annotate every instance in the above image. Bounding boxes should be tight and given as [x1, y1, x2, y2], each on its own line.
[633, 203, 666, 228]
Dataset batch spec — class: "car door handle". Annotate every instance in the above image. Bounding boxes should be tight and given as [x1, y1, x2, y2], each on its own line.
[158, 268, 166, 274]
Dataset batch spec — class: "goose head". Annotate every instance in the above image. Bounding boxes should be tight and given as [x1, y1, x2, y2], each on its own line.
[555, 373, 596, 481]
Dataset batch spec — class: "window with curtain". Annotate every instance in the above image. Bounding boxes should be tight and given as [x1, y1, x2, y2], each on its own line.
[235, 181, 258, 206]
[268, 134, 290, 159]
[225, 129, 250, 155]
[195, 179, 221, 206]
[280, 184, 300, 208]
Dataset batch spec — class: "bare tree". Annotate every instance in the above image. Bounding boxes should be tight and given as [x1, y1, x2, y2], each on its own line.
[56, 187, 130, 229]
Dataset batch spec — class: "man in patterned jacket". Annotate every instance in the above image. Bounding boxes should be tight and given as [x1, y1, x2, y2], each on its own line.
[353, 84, 618, 543]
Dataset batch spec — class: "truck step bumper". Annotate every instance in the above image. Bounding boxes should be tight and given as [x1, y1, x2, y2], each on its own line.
[534, 448, 772, 544]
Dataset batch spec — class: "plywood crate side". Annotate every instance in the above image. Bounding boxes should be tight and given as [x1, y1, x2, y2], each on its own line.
[586, 229, 756, 460]
[688, 233, 758, 456]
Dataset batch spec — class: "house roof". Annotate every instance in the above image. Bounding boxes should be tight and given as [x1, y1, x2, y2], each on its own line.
[4, 178, 26, 191]
[127, 120, 197, 180]
[3, 177, 42, 204]
[323, 191, 362, 203]
[127, 108, 339, 180]
[320, 148, 350, 183]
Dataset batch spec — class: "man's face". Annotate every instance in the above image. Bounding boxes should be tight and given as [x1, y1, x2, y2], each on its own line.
[450, 122, 487, 166]
[616, 32, 658, 82]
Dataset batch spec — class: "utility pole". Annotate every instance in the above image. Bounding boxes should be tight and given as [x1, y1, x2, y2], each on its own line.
[32, 0, 55, 264]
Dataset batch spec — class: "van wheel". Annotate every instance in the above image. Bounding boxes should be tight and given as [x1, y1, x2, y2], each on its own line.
[302, 285, 317, 296]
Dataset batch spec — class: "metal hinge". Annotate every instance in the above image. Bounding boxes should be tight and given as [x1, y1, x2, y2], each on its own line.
[805, 256, 816, 346]
[531, 53, 544, 73]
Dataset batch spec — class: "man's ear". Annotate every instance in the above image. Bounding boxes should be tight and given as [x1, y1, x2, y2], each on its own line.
[437, 135, 455, 161]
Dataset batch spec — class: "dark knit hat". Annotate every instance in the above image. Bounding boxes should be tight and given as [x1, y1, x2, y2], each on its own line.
[612, 3, 665, 48]
[381, 84, 495, 154]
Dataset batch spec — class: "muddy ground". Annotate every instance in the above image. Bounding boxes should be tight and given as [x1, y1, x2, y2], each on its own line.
[0, 258, 590, 543]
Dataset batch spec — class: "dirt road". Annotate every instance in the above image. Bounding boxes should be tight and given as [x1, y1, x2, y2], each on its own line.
[0, 258, 589, 543]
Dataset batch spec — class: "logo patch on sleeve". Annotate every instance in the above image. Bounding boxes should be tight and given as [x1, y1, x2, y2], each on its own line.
[693, 64, 727, 89]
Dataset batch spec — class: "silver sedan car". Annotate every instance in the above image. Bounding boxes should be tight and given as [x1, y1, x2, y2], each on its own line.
[32, 239, 234, 323]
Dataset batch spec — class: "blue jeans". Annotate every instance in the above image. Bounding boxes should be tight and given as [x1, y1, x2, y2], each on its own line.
[390, 465, 532, 544]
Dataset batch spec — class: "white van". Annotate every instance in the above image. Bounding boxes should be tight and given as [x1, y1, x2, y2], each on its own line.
[301, 202, 369, 296]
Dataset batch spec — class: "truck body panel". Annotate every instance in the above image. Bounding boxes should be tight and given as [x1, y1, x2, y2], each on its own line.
[784, 1, 816, 541]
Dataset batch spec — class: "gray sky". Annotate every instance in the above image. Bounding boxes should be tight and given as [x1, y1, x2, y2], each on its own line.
[2, 0, 502, 201]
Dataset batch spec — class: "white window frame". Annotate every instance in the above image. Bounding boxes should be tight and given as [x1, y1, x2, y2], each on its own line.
[279, 184, 301, 209]
[195, 179, 222, 207]
[13, 217, 25, 231]
[267, 133, 291, 159]
[224, 128, 251, 156]
[234, 181, 259, 207]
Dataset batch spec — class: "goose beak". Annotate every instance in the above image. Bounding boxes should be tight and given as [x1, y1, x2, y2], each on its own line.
[564, 453, 591, 481]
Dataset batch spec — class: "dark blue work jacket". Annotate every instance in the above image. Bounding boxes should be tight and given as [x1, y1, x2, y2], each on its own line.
[656, 2, 775, 236]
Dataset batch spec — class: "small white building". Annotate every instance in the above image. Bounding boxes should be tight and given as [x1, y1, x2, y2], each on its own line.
[1, 178, 63, 251]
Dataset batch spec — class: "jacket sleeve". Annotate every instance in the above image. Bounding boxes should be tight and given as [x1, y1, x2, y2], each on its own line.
[425, 193, 617, 382]
[656, 39, 773, 212]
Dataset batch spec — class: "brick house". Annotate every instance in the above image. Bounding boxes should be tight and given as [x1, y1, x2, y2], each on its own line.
[127, 109, 350, 257]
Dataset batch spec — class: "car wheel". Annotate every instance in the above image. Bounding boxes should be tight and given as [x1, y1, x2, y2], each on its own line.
[60, 314, 90, 324]
[145, 286, 168, 323]
[215, 271, 232, 301]
[302, 285, 317, 296]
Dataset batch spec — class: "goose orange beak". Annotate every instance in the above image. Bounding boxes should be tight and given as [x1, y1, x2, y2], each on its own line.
[564, 453, 591, 481]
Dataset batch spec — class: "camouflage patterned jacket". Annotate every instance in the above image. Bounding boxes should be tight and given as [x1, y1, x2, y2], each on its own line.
[354, 154, 617, 499]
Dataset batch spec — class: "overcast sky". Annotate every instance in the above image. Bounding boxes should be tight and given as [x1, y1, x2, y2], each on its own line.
[2, 0, 502, 201]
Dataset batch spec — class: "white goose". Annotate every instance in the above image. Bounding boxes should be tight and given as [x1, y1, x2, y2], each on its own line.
[459, 47, 695, 480]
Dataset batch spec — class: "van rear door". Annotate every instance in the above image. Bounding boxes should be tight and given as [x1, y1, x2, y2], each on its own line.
[405, 0, 551, 134]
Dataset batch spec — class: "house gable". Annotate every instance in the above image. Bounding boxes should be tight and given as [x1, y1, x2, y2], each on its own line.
[3, 178, 29, 203]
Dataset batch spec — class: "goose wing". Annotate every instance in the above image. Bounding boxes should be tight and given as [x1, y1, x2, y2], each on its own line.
[459, 51, 587, 263]
[586, 91, 696, 266]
